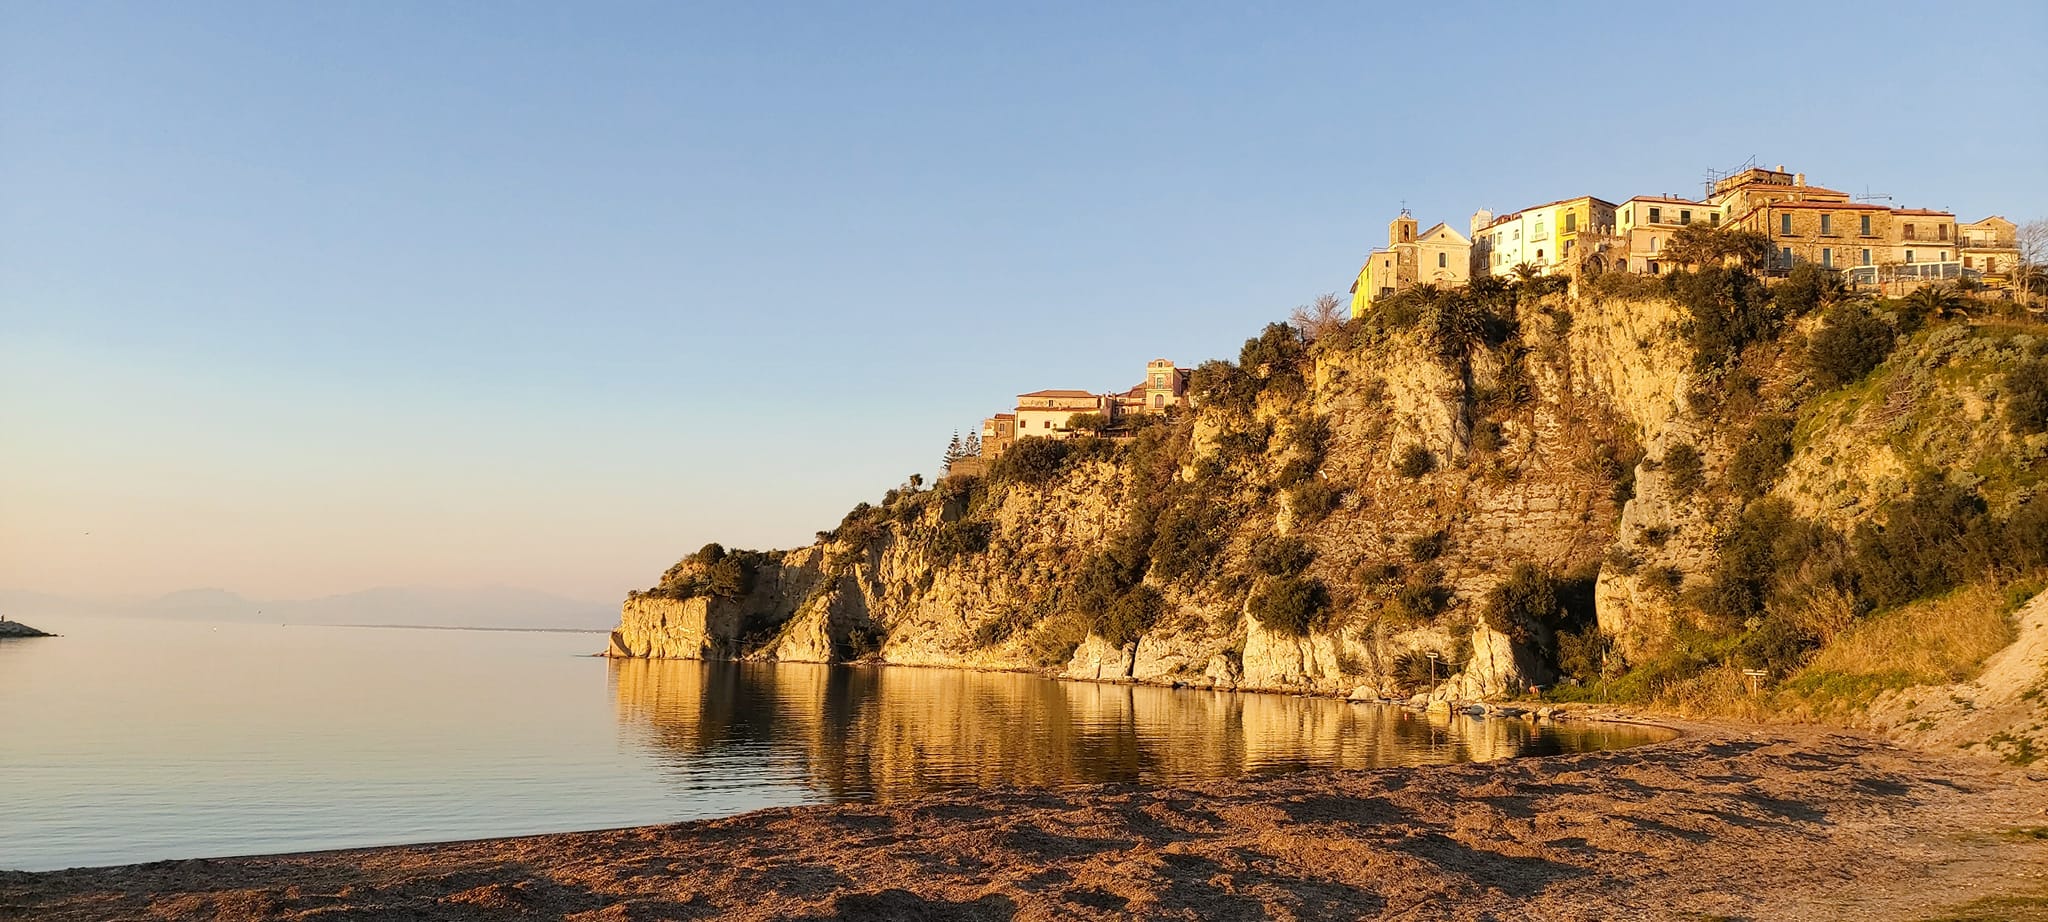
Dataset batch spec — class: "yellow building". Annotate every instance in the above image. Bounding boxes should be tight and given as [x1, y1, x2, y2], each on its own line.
[1959, 216, 2021, 285]
[1348, 213, 1472, 317]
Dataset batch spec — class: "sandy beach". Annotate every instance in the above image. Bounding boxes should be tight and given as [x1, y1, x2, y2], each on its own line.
[5, 723, 2045, 921]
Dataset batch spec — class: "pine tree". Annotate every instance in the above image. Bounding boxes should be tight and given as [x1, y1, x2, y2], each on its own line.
[963, 432, 982, 457]
[942, 431, 965, 469]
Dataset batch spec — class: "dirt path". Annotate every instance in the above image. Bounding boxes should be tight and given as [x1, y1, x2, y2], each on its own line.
[5, 726, 2045, 921]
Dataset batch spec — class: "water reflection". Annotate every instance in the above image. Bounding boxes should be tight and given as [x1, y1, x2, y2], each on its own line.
[609, 659, 1671, 802]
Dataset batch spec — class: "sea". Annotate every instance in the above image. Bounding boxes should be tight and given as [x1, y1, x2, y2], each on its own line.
[0, 614, 1670, 871]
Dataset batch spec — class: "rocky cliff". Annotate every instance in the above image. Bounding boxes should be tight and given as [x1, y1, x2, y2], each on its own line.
[614, 267, 2048, 714]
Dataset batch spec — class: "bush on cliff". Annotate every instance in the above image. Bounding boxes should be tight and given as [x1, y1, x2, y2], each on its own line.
[1248, 575, 1331, 637]
[1249, 535, 1315, 577]
[1394, 444, 1436, 479]
[1479, 564, 1561, 645]
[1807, 302, 1896, 389]
[1286, 479, 1339, 523]
[1726, 415, 1795, 500]
[1097, 585, 1165, 647]
[1671, 266, 1776, 372]
[991, 437, 1070, 486]
[1663, 442, 1705, 500]
[2008, 354, 2048, 435]
[930, 521, 993, 566]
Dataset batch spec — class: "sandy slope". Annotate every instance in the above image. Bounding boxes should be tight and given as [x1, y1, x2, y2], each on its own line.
[5, 726, 2045, 922]
[1869, 589, 2048, 765]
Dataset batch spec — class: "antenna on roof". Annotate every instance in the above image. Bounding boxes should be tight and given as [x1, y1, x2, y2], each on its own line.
[1854, 186, 1893, 204]
[1399, 199, 1411, 217]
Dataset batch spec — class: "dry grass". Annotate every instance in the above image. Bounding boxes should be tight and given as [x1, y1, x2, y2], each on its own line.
[1778, 580, 2028, 717]
[1803, 581, 2020, 684]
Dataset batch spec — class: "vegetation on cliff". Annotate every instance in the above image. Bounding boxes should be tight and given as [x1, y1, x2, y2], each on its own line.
[626, 245, 2046, 747]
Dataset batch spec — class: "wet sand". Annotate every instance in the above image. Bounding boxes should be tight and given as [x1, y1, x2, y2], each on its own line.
[5, 725, 2045, 921]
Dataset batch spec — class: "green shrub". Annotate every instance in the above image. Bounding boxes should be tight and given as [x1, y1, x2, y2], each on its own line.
[1249, 535, 1315, 577]
[1148, 496, 1230, 585]
[1775, 262, 1845, 318]
[1671, 266, 1777, 371]
[1479, 563, 1561, 644]
[1066, 412, 1110, 432]
[1807, 302, 1896, 389]
[1727, 415, 1794, 500]
[1692, 498, 1845, 626]
[1287, 479, 1340, 523]
[1097, 585, 1165, 647]
[1555, 626, 1612, 685]
[1663, 442, 1705, 500]
[1394, 444, 1436, 479]
[1406, 530, 1447, 562]
[1248, 576, 1332, 637]
[1388, 564, 1450, 623]
[2008, 356, 2048, 436]
[930, 521, 993, 566]
[1190, 359, 1258, 414]
[1850, 474, 1996, 609]
[708, 556, 754, 599]
[991, 437, 1070, 486]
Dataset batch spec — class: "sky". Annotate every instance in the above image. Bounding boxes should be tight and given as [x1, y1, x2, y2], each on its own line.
[3, 1, 2044, 606]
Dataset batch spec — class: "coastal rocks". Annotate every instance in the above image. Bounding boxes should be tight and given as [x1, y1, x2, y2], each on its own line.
[1064, 635, 1134, 681]
[0, 620, 53, 639]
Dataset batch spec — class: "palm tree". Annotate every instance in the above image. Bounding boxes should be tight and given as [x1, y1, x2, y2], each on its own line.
[1512, 263, 1542, 284]
[1906, 283, 1965, 320]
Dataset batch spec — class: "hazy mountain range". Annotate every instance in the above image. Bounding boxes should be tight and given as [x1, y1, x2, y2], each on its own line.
[0, 585, 615, 630]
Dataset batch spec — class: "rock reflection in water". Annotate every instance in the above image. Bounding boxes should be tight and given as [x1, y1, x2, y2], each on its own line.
[609, 658, 1671, 802]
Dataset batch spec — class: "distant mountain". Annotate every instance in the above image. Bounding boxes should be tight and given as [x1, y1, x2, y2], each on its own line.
[0, 585, 613, 630]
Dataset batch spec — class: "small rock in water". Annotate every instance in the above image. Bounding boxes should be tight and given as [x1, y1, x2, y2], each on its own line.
[1462, 704, 1488, 716]
[1348, 684, 1380, 701]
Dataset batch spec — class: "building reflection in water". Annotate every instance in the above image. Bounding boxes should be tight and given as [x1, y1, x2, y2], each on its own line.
[608, 658, 1672, 803]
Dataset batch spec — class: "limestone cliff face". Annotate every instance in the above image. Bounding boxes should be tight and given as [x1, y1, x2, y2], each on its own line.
[612, 288, 2045, 701]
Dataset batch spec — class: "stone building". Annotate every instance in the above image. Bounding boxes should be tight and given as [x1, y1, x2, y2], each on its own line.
[1347, 213, 1471, 317]
[1959, 216, 2022, 285]
[979, 413, 1016, 458]
[1613, 195, 1723, 275]
[1709, 165, 1962, 285]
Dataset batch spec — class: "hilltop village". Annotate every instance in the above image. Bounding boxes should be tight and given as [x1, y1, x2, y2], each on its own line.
[959, 162, 2029, 463]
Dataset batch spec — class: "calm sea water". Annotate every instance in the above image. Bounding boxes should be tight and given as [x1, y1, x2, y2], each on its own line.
[0, 615, 1671, 872]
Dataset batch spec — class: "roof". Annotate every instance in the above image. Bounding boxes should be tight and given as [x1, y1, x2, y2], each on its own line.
[1476, 196, 1615, 230]
[1762, 201, 1888, 211]
[1891, 208, 1955, 216]
[1017, 389, 1098, 399]
[986, 413, 1015, 421]
[1625, 195, 1708, 205]
[1416, 222, 1472, 245]
[1726, 182, 1849, 197]
[1965, 215, 2013, 226]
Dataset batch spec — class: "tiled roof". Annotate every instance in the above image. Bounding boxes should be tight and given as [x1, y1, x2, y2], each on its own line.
[1892, 208, 1954, 216]
[1018, 389, 1098, 399]
[1626, 195, 1708, 205]
[1764, 201, 1889, 210]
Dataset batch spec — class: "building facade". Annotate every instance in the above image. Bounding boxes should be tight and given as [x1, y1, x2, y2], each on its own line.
[1614, 195, 1723, 274]
[1959, 216, 2021, 284]
[1709, 165, 1961, 285]
[1348, 214, 1471, 316]
[1471, 196, 1613, 278]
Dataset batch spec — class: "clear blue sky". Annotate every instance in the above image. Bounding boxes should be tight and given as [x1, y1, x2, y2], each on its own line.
[4, 1, 2044, 603]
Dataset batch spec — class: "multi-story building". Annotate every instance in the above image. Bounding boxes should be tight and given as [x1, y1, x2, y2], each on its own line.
[1347, 213, 1471, 317]
[1470, 196, 1615, 278]
[1013, 389, 1108, 440]
[1710, 165, 1962, 285]
[1614, 196, 1723, 275]
[1959, 216, 2021, 284]
[979, 413, 1016, 459]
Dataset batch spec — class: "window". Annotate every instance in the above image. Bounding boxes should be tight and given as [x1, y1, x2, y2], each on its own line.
[1152, 394, 1164, 408]
[1680, 210, 1692, 225]
[1861, 215, 1872, 235]
[1903, 224, 1916, 240]
[1965, 257, 1974, 268]
[1780, 246, 1793, 266]
[1940, 250, 1948, 261]
[1781, 213, 1793, 235]
[1565, 212, 1577, 232]
[1648, 206, 1661, 224]
[1820, 214, 1832, 235]
[1905, 250, 1915, 263]
[1861, 248, 1871, 265]
[1650, 236, 1660, 253]
[1711, 213, 1720, 226]
[1438, 252, 1447, 268]
[1821, 248, 1833, 268]
[1938, 224, 1948, 240]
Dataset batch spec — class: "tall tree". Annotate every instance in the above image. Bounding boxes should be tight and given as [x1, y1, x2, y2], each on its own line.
[1289, 292, 1347, 342]
[942, 431, 965, 469]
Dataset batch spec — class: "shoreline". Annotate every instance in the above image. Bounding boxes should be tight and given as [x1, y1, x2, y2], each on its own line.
[7, 724, 2045, 921]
